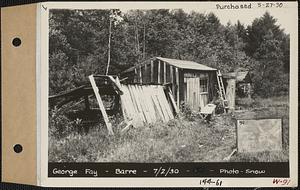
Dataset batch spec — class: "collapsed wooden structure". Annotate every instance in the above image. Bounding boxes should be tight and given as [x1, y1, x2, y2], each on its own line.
[120, 84, 175, 125]
[121, 57, 218, 111]
[49, 57, 238, 135]
[49, 75, 176, 135]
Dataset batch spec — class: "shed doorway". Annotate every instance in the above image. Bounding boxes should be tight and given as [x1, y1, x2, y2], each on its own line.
[184, 76, 209, 111]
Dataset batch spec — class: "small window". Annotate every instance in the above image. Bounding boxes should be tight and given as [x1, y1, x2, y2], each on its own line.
[200, 78, 208, 93]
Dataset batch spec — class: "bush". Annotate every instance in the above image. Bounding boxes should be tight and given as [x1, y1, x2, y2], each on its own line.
[49, 107, 82, 139]
[179, 102, 198, 121]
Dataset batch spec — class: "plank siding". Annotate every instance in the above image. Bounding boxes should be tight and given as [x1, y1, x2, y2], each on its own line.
[150, 60, 154, 83]
[175, 68, 179, 108]
[139, 65, 142, 84]
[134, 68, 137, 83]
[119, 84, 175, 126]
[170, 66, 175, 96]
[179, 69, 185, 103]
[153, 60, 158, 84]
[120, 58, 217, 114]
[166, 64, 170, 83]
[144, 64, 148, 83]
[163, 61, 166, 84]
[158, 60, 161, 84]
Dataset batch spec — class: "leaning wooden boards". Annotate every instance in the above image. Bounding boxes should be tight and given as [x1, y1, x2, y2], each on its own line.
[120, 84, 174, 126]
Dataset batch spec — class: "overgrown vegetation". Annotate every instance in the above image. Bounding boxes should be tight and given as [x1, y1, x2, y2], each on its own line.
[49, 96, 289, 162]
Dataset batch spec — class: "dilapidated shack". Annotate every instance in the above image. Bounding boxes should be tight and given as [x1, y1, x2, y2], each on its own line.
[121, 57, 218, 111]
[223, 70, 252, 98]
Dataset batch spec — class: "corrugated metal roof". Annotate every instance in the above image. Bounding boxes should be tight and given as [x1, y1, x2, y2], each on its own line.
[156, 57, 217, 71]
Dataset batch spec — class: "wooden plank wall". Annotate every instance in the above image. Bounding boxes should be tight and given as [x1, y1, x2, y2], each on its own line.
[123, 63, 218, 111]
[125, 59, 182, 108]
[226, 78, 236, 111]
[120, 84, 175, 126]
[208, 72, 216, 101]
[183, 70, 215, 104]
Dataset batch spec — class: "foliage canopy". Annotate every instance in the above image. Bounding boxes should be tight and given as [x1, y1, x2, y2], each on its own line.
[49, 10, 289, 97]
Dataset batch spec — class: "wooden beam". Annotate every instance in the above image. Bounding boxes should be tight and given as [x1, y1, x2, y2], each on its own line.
[170, 66, 174, 94]
[49, 85, 86, 99]
[120, 120, 133, 134]
[158, 60, 161, 84]
[150, 60, 154, 83]
[89, 75, 114, 135]
[115, 77, 127, 121]
[139, 65, 142, 84]
[170, 66, 173, 83]
[144, 64, 148, 83]
[120, 77, 128, 82]
[134, 68, 137, 83]
[163, 61, 166, 84]
[175, 68, 179, 109]
[168, 88, 179, 114]
[107, 75, 123, 95]
[223, 148, 237, 161]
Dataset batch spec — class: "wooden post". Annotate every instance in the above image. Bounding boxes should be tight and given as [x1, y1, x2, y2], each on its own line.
[158, 60, 161, 84]
[163, 61, 166, 84]
[170, 66, 174, 94]
[134, 68, 137, 83]
[170, 66, 173, 82]
[248, 83, 251, 98]
[139, 65, 142, 84]
[89, 75, 114, 135]
[150, 60, 154, 83]
[226, 78, 236, 112]
[116, 77, 127, 121]
[105, 17, 112, 75]
[144, 64, 148, 83]
[175, 68, 179, 109]
[168, 88, 179, 114]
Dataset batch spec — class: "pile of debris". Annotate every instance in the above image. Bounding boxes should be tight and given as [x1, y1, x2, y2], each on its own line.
[49, 75, 178, 135]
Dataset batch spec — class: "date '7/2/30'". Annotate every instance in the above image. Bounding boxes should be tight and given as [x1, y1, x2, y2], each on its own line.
[153, 167, 180, 176]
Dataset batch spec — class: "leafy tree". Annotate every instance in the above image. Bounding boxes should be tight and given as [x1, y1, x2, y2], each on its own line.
[49, 9, 289, 98]
[252, 30, 288, 97]
[245, 12, 284, 57]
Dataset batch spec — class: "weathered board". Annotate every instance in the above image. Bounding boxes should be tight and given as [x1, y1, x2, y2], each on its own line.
[89, 75, 114, 135]
[237, 118, 282, 153]
[226, 78, 236, 110]
[184, 77, 209, 111]
[120, 84, 175, 127]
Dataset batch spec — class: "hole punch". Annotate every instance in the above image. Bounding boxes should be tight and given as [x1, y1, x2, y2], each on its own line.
[13, 144, 23, 153]
[12, 37, 21, 47]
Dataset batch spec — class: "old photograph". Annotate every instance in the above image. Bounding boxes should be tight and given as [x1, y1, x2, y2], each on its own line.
[48, 7, 290, 163]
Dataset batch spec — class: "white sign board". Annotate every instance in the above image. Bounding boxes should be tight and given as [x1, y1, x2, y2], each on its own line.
[237, 118, 282, 152]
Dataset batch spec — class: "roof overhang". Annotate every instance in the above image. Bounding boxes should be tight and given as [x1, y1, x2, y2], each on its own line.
[122, 57, 217, 74]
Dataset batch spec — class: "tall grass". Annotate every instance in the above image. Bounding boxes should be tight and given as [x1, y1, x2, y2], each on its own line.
[49, 95, 289, 163]
[49, 115, 238, 162]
